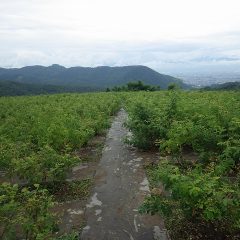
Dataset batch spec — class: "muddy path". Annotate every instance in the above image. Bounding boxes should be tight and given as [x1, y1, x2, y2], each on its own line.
[81, 109, 168, 240]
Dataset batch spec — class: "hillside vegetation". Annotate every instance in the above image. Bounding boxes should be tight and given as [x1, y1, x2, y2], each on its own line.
[0, 90, 239, 239]
[0, 65, 186, 96]
[107, 80, 161, 92]
[0, 93, 121, 239]
[0, 80, 95, 96]
[203, 81, 240, 90]
[126, 90, 240, 239]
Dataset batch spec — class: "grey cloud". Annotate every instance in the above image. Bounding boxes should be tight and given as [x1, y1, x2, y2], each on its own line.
[1, 11, 240, 74]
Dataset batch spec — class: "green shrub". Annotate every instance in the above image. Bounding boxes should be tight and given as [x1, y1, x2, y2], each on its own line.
[0, 183, 57, 240]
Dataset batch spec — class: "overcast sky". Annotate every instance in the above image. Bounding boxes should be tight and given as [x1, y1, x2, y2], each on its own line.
[1, 0, 240, 74]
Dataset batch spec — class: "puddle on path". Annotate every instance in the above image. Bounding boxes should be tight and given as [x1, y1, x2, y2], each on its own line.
[81, 109, 168, 240]
[53, 134, 107, 235]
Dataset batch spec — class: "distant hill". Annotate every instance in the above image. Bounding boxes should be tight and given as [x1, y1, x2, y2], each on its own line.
[203, 81, 240, 91]
[0, 65, 187, 96]
[0, 80, 96, 97]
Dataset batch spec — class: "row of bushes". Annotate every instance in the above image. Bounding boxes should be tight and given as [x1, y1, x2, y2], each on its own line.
[126, 90, 240, 239]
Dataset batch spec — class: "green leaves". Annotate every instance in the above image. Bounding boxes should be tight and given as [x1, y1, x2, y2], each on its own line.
[0, 93, 121, 182]
[0, 92, 122, 238]
[125, 91, 240, 238]
[143, 159, 240, 235]
[0, 184, 56, 240]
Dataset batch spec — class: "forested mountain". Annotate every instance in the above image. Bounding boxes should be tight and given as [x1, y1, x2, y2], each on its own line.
[203, 81, 240, 90]
[0, 65, 187, 96]
[0, 80, 96, 96]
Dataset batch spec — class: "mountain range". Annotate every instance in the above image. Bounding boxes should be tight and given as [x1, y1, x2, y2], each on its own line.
[203, 81, 240, 90]
[0, 65, 187, 96]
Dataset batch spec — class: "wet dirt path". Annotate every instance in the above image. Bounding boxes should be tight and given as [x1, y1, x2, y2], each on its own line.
[81, 109, 168, 240]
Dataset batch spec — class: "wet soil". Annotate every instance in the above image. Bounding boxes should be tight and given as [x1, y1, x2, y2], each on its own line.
[53, 134, 107, 236]
[0, 109, 168, 239]
[81, 109, 168, 240]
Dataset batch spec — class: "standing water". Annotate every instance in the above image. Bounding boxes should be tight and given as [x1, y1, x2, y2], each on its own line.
[81, 109, 168, 240]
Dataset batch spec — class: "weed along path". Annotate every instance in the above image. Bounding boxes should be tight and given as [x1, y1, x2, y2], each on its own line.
[81, 109, 168, 240]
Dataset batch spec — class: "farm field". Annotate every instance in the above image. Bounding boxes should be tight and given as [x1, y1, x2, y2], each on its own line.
[125, 90, 240, 239]
[0, 90, 240, 239]
[0, 92, 121, 239]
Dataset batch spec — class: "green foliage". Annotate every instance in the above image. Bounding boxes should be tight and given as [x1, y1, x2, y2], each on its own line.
[0, 183, 56, 240]
[203, 81, 240, 91]
[56, 232, 78, 240]
[150, 161, 239, 221]
[0, 80, 90, 97]
[126, 90, 240, 238]
[0, 65, 185, 96]
[0, 183, 19, 239]
[126, 102, 161, 149]
[126, 91, 179, 149]
[110, 81, 161, 92]
[168, 83, 179, 90]
[1, 90, 239, 239]
[20, 185, 56, 240]
[11, 146, 78, 183]
[0, 92, 121, 238]
[141, 160, 240, 237]
[0, 93, 121, 182]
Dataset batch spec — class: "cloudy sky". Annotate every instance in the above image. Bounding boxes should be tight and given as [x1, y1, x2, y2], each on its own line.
[1, 0, 240, 74]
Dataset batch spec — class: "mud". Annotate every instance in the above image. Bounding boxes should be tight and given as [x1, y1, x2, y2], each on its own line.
[81, 109, 168, 240]
[54, 134, 107, 235]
